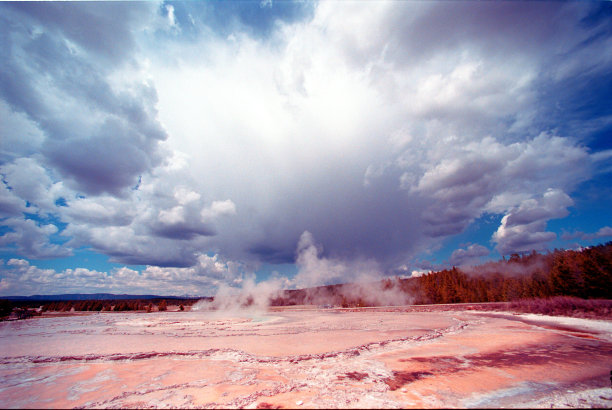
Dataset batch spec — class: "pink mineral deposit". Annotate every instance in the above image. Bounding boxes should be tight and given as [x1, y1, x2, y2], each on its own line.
[1, 306, 611, 408]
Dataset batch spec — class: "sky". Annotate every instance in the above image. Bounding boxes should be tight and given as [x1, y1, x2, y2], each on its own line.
[1, 0, 611, 297]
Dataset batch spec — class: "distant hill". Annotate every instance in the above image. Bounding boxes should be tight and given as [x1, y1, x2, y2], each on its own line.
[0, 293, 204, 301]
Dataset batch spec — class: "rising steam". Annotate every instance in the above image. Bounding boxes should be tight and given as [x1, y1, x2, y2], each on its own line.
[193, 231, 415, 313]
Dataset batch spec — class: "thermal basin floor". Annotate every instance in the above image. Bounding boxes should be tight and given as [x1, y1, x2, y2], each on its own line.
[0, 308, 611, 408]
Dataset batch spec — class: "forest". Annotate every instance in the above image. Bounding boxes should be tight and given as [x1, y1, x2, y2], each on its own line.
[270, 242, 612, 307]
[0, 297, 203, 318]
[403, 241, 611, 304]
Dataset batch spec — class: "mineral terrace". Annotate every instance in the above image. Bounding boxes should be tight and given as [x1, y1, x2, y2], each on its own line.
[1, 306, 611, 408]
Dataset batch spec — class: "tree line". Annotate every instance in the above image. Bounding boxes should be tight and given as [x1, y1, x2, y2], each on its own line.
[403, 241, 611, 304]
[270, 242, 612, 307]
[39, 297, 201, 312]
[0, 298, 203, 319]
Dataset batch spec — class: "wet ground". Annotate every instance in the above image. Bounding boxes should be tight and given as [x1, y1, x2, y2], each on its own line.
[0, 307, 611, 408]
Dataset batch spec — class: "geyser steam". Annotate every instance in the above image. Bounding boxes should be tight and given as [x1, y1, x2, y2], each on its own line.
[193, 231, 415, 312]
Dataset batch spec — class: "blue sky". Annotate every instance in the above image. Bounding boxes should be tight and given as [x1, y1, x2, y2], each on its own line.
[1, 1, 611, 296]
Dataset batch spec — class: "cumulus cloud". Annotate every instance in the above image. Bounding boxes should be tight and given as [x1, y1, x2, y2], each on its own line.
[41, 163, 242, 267]
[0, 2, 168, 196]
[200, 199, 237, 221]
[1, 157, 67, 213]
[403, 134, 590, 238]
[493, 189, 573, 255]
[449, 244, 490, 267]
[1, 1, 611, 294]
[0, 218, 71, 259]
[0, 100, 46, 163]
[63, 196, 135, 227]
[562, 226, 612, 241]
[0, 253, 244, 297]
[0, 182, 27, 217]
[591, 227, 612, 239]
[153, 204, 215, 240]
[149, 1, 608, 269]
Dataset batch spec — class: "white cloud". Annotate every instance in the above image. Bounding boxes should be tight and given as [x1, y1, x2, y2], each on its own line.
[0, 157, 67, 213]
[174, 186, 201, 205]
[410, 270, 428, 278]
[400, 134, 590, 238]
[1, 1, 611, 292]
[493, 189, 573, 255]
[0, 253, 245, 296]
[563, 226, 612, 241]
[0, 99, 46, 162]
[201, 199, 236, 221]
[64, 196, 135, 226]
[592, 226, 612, 239]
[0, 218, 71, 259]
[449, 244, 490, 267]
[0, 182, 27, 217]
[165, 4, 176, 28]
[158, 205, 185, 225]
[56, 172, 238, 266]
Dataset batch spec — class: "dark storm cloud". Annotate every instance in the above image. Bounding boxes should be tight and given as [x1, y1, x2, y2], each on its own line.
[0, 2, 167, 196]
[329, 2, 570, 71]
[248, 244, 294, 265]
[150, 220, 216, 240]
[108, 250, 198, 269]
[231, 2, 610, 269]
[342, 2, 612, 143]
[239, 167, 428, 270]
[377, 2, 596, 65]
[1, 0, 611, 286]
[147, 0, 611, 273]
[43, 115, 165, 196]
[4, 2, 149, 64]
